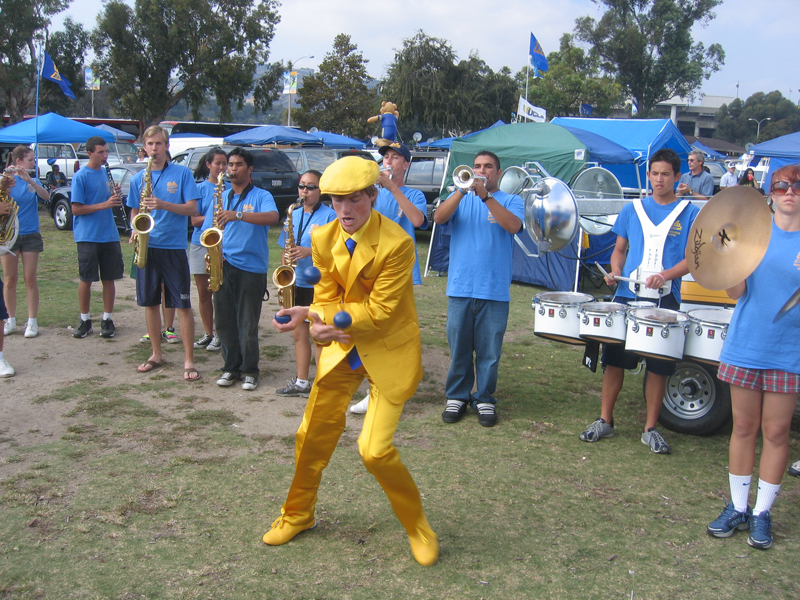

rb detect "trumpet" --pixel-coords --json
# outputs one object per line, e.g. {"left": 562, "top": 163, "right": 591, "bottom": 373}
{"left": 132, "top": 157, "right": 155, "bottom": 269}
{"left": 452, "top": 165, "right": 487, "bottom": 192}
{"left": 200, "top": 172, "right": 226, "bottom": 292}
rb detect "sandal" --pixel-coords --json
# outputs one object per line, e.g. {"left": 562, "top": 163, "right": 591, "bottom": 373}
{"left": 184, "top": 367, "right": 201, "bottom": 381}
{"left": 137, "top": 359, "right": 163, "bottom": 373}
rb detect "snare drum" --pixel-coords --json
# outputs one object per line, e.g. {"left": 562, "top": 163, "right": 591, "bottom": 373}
{"left": 627, "top": 300, "right": 657, "bottom": 309}
{"left": 684, "top": 308, "right": 734, "bottom": 365}
{"left": 624, "top": 307, "right": 689, "bottom": 361}
{"left": 533, "top": 292, "right": 595, "bottom": 345}
{"left": 578, "top": 302, "right": 628, "bottom": 344}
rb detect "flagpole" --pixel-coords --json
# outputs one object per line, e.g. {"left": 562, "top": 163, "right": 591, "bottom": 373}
{"left": 35, "top": 44, "right": 43, "bottom": 172}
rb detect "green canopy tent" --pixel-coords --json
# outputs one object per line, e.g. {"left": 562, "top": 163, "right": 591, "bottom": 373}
{"left": 427, "top": 122, "right": 589, "bottom": 290}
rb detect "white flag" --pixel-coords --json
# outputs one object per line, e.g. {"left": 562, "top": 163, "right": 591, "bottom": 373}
{"left": 517, "top": 97, "right": 546, "bottom": 123}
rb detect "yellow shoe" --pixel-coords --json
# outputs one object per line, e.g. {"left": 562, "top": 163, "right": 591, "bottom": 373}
{"left": 408, "top": 521, "right": 439, "bottom": 566}
{"left": 262, "top": 514, "right": 316, "bottom": 546}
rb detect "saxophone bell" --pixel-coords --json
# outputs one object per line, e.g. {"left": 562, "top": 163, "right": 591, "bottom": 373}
{"left": 272, "top": 197, "right": 305, "bottom": 309}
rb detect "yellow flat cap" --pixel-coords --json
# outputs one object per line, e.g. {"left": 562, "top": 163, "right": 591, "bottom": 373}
{"left": 320, "top": 156, "right": 379, "bottom": 195}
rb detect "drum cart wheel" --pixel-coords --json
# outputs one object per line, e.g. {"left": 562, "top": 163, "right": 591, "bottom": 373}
{"left": 645, "top": 360, "right": 732, "bottom": 435}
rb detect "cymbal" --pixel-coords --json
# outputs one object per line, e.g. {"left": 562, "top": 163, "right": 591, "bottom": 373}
{"left": 686, "top": 186, "right": 772, "bottom": 290}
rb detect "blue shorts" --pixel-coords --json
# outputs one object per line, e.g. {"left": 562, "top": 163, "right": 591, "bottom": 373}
{"left": 0, "top": 277, "right": 7, "bottom": 321}
{"left": 601, "top": 294, "right": 679, "bottom": 377}
{"left": 135, "top": 248, "right": 191, "bottom": 309}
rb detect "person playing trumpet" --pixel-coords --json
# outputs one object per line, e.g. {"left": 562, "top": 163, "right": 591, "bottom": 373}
{"left": 432, "top": 151, "right": 524, "bottom": 427}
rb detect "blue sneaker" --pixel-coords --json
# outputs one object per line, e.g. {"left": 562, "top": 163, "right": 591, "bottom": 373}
{"left": 707, "top": 502, "right": 751, "bottom": 538}
{"left": 747, "top": 511, "right": 773, "bottom": 549}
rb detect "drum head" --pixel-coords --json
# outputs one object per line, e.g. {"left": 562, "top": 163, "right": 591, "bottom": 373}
{"left": 534, "top": 292, "right": 594, "bottom": 305}
{"left": 581, "top": 302, "right": 627, "bottom": 314}
{"left": 687, "top": 308, "right": 733, "bottom": 325}
{"left": 628, "top": 307, "right": 688, "bottom": 324}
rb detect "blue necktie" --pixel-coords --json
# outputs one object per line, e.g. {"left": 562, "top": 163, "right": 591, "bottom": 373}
{"left": 344, "top": 238, "right": 362, "bottom": 370}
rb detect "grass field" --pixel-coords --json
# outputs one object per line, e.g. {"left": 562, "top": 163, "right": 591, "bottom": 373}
{"left": 1, "top": 219, "right": 799, "bottom": 599}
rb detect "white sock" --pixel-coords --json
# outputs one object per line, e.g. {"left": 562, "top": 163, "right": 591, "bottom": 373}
{"left": 0, "top": 351, "right": 4, "bottom": 360}
{"left": 296, "top": 378, "right": 309, "bottom": 388}
{"left": 753, "top": 479, "right": 781, "bottom": 516}
{"left": 103, "top": 312, "right": 113, "bottom": 320}
{"left": 27, "top": 318, "right": 37, "bottom": 326}
{"left": 81, "top": 313, "right": 90, "bottom": 321}
{"left": 7, "top": 317, "right": 16, "bottom": 328}
{"left": 729, "top": 473, "right": 752, "bottom": 512}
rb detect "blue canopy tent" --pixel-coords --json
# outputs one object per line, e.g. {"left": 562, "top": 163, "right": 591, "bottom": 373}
{"left": 550, "top": 118, "right": 692, "bottom": 191}
{"left": 313, "top": 131, "right": 366, "bottom": 148}
{"left": 748, "top": 131, "right": 800, "bottom": 191}
{"left": 95, "top": 123, "right": 136, "bottom": 141}
{"left": 224, "top": 125, "right": 322, "bottom": 146}
{"left": 691, "top": 140, "right": 725, "bottom": 160}
{"left": 0, "top": 112, "right": 115, "bottom": 143}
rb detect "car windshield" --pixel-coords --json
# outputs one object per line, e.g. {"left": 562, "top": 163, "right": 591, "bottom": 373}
{"left": 253, "top": 151, "right": 295, "bottom": 173}
{"left": 112, "top": 142, "right": 138, "bottom": 155}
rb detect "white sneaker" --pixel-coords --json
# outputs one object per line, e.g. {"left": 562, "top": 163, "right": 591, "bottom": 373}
{"left": 0, "top": 358, "right": 15, "bottom": 377}
{"left": 349, "top": 391, "right": 370, "bottom": 414}
{"left": 3, "top": 320, "right": 16, "bottom": 336}
{"left": 23, "top": 322, "right": 38, "bottom": 338}
{"left": 242, "top": 376, "right": 258, "bottom": 391}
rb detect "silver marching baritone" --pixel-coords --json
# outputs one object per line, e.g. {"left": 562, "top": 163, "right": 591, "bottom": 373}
{"left": 0, "top": 168, "right": 20, "bottom": 254}
{"left": 200, "top": 172, "right": 226, "bottom": 292}
{"left": 132, "top": 157, "right": 155, "bottom": 269}
{"left": 452, "top": 165, "right": 487, "bottom": 192}
{"left": 272, "top": 197, "right": 305, "bottom": 309}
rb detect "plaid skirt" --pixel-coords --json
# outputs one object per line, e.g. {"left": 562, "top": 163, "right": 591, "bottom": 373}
{"left": 718, "top": 362, "right": 800, "bottom": 394}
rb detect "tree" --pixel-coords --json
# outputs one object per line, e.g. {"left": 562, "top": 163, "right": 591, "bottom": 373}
{"left": 39, "top": 17, "right": 89, "bottom": 116}
{"left": 293, "top": 34, "right": 375, "bottom": 138}
{"left": 381, "top": 30, "right": 518, "bottom": 137}
{"left": 91, "top": 0, "right": 284, "bottom": 128}
{"left": 716, "top": 91, "right": 800, "bottom": 146}
{"left": 574, "top": 0, "right": 725, "bottom": 117}
{"left": 517, "top": 34, "right": 624, "bottom": 118}
{"left": 0, "top": 0, "right": 71, "bottom": 122}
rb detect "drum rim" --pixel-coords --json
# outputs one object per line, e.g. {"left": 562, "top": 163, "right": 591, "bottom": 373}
{"left": 579, "top": 302, "right": 628, "bottom": 315}
{"left": 533, "top": 292, "right": 595, "bottom": 307}
{"left": 686, "top": 308, "right": 734, "bottom": 326}
{"left": 626, "top": 307, "right": 689, "bottom": 324}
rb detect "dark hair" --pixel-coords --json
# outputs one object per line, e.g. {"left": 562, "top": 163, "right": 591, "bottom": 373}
{"left": 194, "top": 147, "right": 228, "bottom": 179}
{"left": 770, "top": 164, "right": 800, "bottom": 188}
{"left": 739, "top": 168, "right": 755, "bottom": 186}
{"left": 85, "top": 136, "right": 107, "bottom": 153}
{"left": 303, "top": 169, "right": 323, "bottom": 180}
{"left": 474, "top": 150, "right": 500, "bottom": 170}
{"left": 227, "top": 146, "right": 253, "bottom": 168}
{"left": 649, "top": 148, "right": 681, "bottom": 176}
{"left": 9, "top": 145, "right": 32, "bottom": 167}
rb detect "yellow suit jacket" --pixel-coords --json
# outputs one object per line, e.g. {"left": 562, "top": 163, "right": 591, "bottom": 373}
{"left": 310, "top": 210, "right": 423, "bottom": 404}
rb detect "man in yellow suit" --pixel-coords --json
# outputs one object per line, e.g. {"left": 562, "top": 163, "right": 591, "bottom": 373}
{"left": 264, "top": 156, "right": 438, "bottom": 566}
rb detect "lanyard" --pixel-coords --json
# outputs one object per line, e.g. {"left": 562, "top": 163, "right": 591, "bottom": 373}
{"left": 296, "top": 202, "right": 320, "bottom": 242}
{"left": 226, "top": 183, "right": 254, "bottom": 212}
{"left": 151, "top": 162, "right": 169, "bottom": 190}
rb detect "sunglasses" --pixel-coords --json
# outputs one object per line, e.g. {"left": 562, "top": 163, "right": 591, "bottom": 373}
{"left": 298, "top": 184, "right": 319, "bottom": 190}
{"left": 771, "top": 181, "right": 800, "bottom": 195}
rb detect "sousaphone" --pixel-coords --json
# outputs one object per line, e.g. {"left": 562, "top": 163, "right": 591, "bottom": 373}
{"left": 686, "top": 186, "right": 772, "bottom": 290}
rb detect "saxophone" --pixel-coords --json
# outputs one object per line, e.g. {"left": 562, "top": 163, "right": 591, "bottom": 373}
{"left": 132, "top": 157, "right": 155, "bottom": 269}
{"left": 200, "top": 172, "right": 225, "bottom": 292}
{"left": 0, "top": 168, "right": 20, "bottom": 253}
{"left": 272, "top": 198, "right": 305, "bottom": 308}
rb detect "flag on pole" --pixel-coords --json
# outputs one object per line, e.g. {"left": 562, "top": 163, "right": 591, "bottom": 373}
{"left": 580, "top": 103, "right": 594, "bottom": 116}
{"left": 40, "top": 51, "right": 75, "bottom": 99}
{"left": 517, "top": 97, "right": 547, "bottom": 123}
{"left": 529, "top": 33, "right": 549, "bottom": 76}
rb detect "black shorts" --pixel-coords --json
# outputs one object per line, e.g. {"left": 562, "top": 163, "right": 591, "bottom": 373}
{"left": 11, "top": 232, "right": 44, "bottom": 253}
{"left": 77, "top": 241, "right": 124, "bottom": 282}
{"left": 135, "top": 247, "right": 192, "bottom": 309}
{"left": 0, "top": 277, "right": 7, "bottom": 320}
{"left": 601, "top": 294, "right": 679, "bottom": 377}
{"left": 294, "top": 285, "right": 314, "bottom": 307}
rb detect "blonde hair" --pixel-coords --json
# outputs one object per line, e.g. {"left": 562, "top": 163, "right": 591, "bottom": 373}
{"left": 142, "top": 125, "right": 169, "bottom": 145}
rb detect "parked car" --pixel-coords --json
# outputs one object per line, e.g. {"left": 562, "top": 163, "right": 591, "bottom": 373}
{"left": 46, "top": 163, "right": 145, "bottom": 231}
{"left": 403, "top": 149, "right": 448, "bottom": 219}
{"left": 171, "top": 145, "right": 299, "bottom": 213}
{"left": 280, "top": 147, "right": 376, "bottom": 173}
{"left": 76, "top": 141, "right": 139, "bottom": 166}
{"left": 31, "top": 142, "right": 82, "bottom": 181}
{"left": 704, "top": 160, "right": 726, "bottom": 194}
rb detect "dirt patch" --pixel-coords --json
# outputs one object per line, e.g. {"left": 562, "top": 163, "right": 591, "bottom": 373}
{"left": 0, "top": 276, "right": 451, "bottom": 473}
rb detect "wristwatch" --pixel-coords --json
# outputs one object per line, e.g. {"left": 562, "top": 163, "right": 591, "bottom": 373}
{"left": 236, "top": 211, "right": 243, "bottom": 221}
{"left": 482, "top": 194, "right": 493, "bottom": 203}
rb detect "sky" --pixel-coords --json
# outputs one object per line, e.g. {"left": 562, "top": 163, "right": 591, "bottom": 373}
{"left": 56, "top": 0, "right": 800, "bottom": 107}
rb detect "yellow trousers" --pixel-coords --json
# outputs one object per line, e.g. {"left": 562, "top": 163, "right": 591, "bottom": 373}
{"left": 279, "top": 359, "right": 427, "bottom": 536}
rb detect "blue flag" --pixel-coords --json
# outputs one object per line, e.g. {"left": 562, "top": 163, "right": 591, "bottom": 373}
{"left": 580, "top": 103, "right": 594, "bottom": 116}
{"left": 529, "top": 33, "right": 549, "bottom": 74}
{"left": 40, "top": 51, "right": 76, "bottom": 99}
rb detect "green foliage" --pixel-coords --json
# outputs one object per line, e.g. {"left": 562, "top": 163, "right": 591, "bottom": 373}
{"left": 0, "top": 0, "right": 71, "bottom": 121}
{"left": 517, "top": 34, "right": 624, "bottom": 118}
{"left": 381, "top": 30, "right": 518, "bottom": 137}
{"left": 293, "top": 34, "right": 376, "bottom": 138}
{"left": 38, "top": 17, "right": 89, "bottom": 115}
{"left": 574, "top": 0, "right": 725, "bottom": 117}
{"left": 716, "top": 91, "right": 800, "bottom": 145}
{"left": 91, "top": 0, "right": 283, "bottom": 128}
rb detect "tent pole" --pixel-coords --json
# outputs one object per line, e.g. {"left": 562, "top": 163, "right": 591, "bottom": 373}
{"left": 425, "top": 150, "right": 452, "bottom": 277}
{"left": 573, "top": 227, "right": 583, "bottom": 293}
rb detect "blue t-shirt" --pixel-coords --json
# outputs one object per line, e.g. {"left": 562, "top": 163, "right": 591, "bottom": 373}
{"left": 191, "top": 179, "right": 231, "bottom": 246}
{"left": 221, "top": 186, "right": 278, "bottom": 274}
{"left": 375, "top": 186, "right": 429, "bottom": 284}
{"left": 71, "top": 166, "right": 119, "bottom": 243}
{"left": 443, "top": 189, "right": 524, "bottom": 302}
{"left": 719, "top": 222, "right": 800, "bottom": 373}
{"left": 278, "top": 202, "right": 337, "bottom": 288}
{"left": 126, "top": 162, "right": 200, "bottom": 250}
{"left": 10, "top": 176, "right": 40, "bottom": 235}
{"left": 612, "top": 196, "right": 700, "bottom": 303}
{"left": 679, "top": 171, "right": 714, "bottom": 197}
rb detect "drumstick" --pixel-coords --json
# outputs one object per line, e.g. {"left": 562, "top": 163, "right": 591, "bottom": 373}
{"left": 594, "top": 262, "right": 649, "bottom": 286}
{"left": 773, "top": 284, "right": 800, "bottom": 323}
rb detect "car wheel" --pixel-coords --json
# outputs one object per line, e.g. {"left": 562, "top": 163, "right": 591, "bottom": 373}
{"left": 53, "top": 198, "right": 73, "bottom": 230}
{"left": 646, "top": 360, "right": 731, "bottom": 436}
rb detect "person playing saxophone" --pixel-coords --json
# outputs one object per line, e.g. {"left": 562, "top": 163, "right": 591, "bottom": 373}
{"left": 125, "top": 125, "right": 202, "bottom": 381}
{"left": 275, "top": 170, "right": 336, "bottom": 398}
{"left": 213, "top": 147, "right": 279, "bottom": 392}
